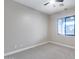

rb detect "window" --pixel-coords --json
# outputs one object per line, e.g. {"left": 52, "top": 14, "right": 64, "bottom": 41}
{"left": 58, "top": 15, "right": 75, "bottom": 36}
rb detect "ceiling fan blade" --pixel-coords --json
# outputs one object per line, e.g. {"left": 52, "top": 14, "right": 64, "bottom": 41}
{"left": 44, "top": 2, "right": 50, "bottom": 5}
{"left": 56, "top": 0, "right": 64, "bottom": 2}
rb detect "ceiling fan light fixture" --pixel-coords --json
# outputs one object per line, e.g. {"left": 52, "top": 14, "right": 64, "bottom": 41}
{"left": 59, "top": 3, "right": 64, "bottom": 7}
{"left": 49, "top": 0, "right": 55, "bottom": 4}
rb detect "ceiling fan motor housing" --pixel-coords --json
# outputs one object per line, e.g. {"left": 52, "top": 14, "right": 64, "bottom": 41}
{"left": 44, "top": 0, "right": 64, "bottom": 5}
{"left": 56, "top": 0, "right": 64, "bottom": 2}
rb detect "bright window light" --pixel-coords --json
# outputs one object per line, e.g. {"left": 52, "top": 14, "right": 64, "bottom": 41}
{"left": 58, "top": 15, "right": 75, "bottom": 36}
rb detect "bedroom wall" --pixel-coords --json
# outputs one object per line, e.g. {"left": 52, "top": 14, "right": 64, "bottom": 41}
{"left": 4, "top": 0, "right": 48, "bottom": 53}
{"left": 49, "top": 8, "right": 75, "bottom": 47}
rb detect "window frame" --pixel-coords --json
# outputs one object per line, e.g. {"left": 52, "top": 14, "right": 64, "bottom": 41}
{"left": 57, "top": 15, "right": 75, "bottom": 36}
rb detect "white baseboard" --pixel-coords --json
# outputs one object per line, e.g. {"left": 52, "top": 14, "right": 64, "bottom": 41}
{"left": 5, "top": 41, "right": 75, "bottom": 57}
{"left": 4, "top": 42, "right": 48, "bottom": 57}
{"left": 48, "top": 41, "right": 75, "bottom": 49}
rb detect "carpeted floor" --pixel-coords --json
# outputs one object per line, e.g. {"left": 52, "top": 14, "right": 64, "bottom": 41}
{"left": 5, "top": 43, "right": 75, "bottom": 59}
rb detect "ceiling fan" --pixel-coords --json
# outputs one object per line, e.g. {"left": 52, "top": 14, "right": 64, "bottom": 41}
{"left": 44, "top": 0, "right": 64, "bottom": 5}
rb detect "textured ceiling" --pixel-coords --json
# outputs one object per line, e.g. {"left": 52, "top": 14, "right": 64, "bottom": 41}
{"left": 14, "top": 0, "right": 75, "bottom": 15}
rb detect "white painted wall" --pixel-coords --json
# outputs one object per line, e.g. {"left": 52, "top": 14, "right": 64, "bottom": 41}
{"left": 49, "top": 9, "right": 75, "bottom": 47}
{"left": 4, "top": 0, "right": 75, "bottom": 55}
{"left": 4, "top": 0, "right": 48, "bottom": 53}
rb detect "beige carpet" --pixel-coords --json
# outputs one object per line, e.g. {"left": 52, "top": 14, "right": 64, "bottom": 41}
{"left": 5, "top": 43, "right": 75, "bottom": 59}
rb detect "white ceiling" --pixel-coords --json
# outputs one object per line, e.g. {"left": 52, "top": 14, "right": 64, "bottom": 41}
{"left": 14, "top": 0, "right": 75, "bottom": 15}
